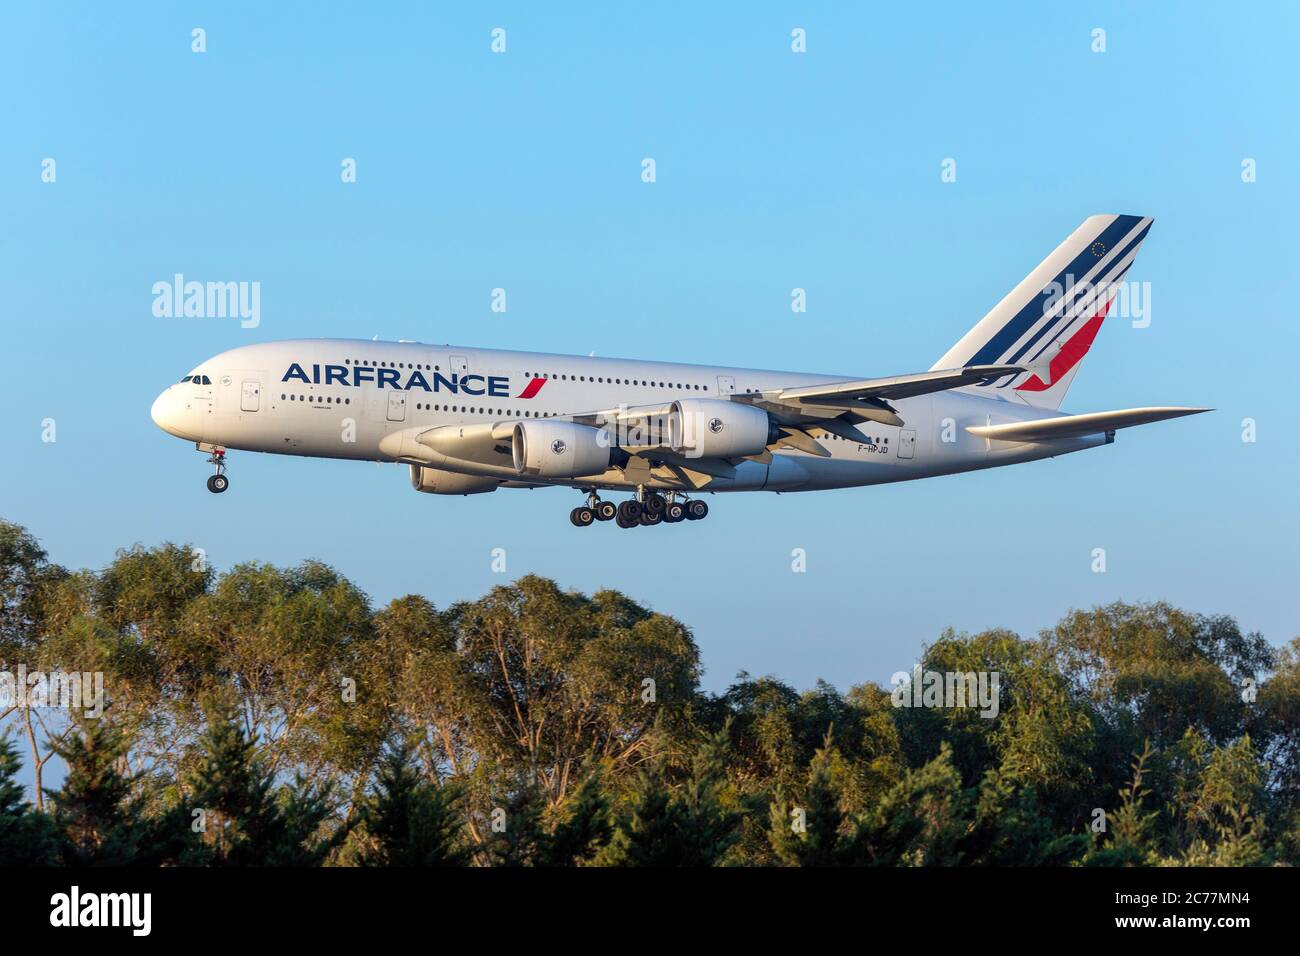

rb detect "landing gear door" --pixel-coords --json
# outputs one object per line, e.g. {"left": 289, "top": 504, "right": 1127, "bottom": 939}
{"left": 240, "top": 380, "right": 261, "bottom": 412}
{"left": 716, "top": 375, "right": 735, "bottom": 396}
{"left": 386, "top": 391, "right": 407, "bottom": 422}
{"left": 898, "top": 428, "right": 916, "bottom": 459}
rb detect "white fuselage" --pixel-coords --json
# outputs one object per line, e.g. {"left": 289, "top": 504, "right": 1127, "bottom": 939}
{"left": 150, "top": 338, "right": 1107, "bottom": 494}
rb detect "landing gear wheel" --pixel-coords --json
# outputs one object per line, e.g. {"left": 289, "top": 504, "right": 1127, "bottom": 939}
{"left": 643, "top": 493, "right": 666, "bottom": 516}
{"left": 617, "top": 500, "right": 642, "bottom": 523}
{"left": 207, "top": 474, "right": 229, "bottom": 494}
{"left": 639, "top": 510, "right": 663, "bottom": 526}
{"left": 615, "top": 513, "right": 638, "bottom": 529}
{"left": 663, "top": 501, "right": 686, "bottom": 523}
{"left": 685, "top": 499, "right": 708, "bottom": 520}
{"left": 595, "top": 500, "right": 617, "bottom": 522}
{"left": 570, "top": 507, "right": 595, "bottom": 527}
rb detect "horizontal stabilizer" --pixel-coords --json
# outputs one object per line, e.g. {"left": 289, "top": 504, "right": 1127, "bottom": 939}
{"left": 965, "top": 407, "right": 1211, "bottom": 443}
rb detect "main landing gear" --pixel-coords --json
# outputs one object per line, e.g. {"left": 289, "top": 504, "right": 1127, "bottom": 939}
{"left": 570, "top": 488, "right": 708, "bottom": 529}
{"left": 205, "top": 448, "right": 229, "bottom": 494}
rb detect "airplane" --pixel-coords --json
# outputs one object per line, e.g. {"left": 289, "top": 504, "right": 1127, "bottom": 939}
{"left": 150, "top": 214, "right": 1208, "bottom": 528}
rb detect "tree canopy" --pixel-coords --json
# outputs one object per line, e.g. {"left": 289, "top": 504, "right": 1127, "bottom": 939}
{"left": 0, "top": 518, "right": 1295, "bottom": 866}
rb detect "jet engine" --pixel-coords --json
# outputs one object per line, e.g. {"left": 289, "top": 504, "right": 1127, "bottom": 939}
{"left": 668, "top": 398, "right": 772, "bottom": 458}
{"left": 512, "top": 420, "right": 613, "bottom": 478}
{"left": 409, "top": 465, "right": 499, "bottom": 495}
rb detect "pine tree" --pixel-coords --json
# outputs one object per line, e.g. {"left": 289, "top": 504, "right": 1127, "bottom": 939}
{"left": 538, "top": 767, "right": 612, "bottom": 866}
{"left": 0, "top": 733, "right": 56, "bottom": 865}
{"left": 847, "top": 743, "right": 969, "bottom": 866}
{"left": 185, "top": 699, "right": 339, "bottom": 865}
{"left": 354, "top": 736, "right": 469, "bottom": 866}
{"left": 46, "top": 716, "right": 193, "bottom": 866}
{"left": 599, "top": 726, "right": 742, "bottom": 866}
{"left": 769, "top": 731, "right": 848, "bottom": 866}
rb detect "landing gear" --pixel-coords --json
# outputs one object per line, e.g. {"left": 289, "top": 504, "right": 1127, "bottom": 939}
{"left": 206, "top": 448, "right": 229, "bottom": 494}
{"left": 570, "top": 489, "right": 710, "bottom": 527}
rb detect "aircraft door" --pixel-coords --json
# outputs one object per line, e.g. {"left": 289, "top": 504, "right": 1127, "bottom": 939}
{"left": 449, "top": 354, "right": 469, "bottom": 373}
{"left": 387, "top": 391, "right": 407, "bottom": 422}
{"left": 716, "top": 375, "right": 735, "bottom": 396}
{"left": 240, "top": 380, "right": 261, "bottom": 412}
{"left": 898, "top": 429, "right": 916, "bottom": 459}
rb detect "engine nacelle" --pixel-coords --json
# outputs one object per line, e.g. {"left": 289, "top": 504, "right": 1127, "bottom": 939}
{"left": 669, "top": 398, "right": 771, "bottom": 458}
{"left": 409, "top": 465, "right": 499, "bottom": 495}
{"left": 512, "top": 420, "right": 613, "bottom": 478}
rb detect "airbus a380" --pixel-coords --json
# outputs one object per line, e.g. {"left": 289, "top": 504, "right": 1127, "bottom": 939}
{"left": 151, "top": 214, "right": 1207, "bottom": 528}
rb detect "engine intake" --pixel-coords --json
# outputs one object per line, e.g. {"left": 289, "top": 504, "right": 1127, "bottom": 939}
{"left": 409, "top": 465, "right": 499, "bottom": 495}
{"left": 512, "top": 420, "right": 613, "bottom": 478}
{"left": 668, "top": 398, "right": 771, "bottom": 459}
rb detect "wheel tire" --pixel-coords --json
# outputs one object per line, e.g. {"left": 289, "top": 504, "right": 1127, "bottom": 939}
{"left": 207, "top": 475, "right": 229, "bottom": 494}
{"left": 664, "top": 502, "right": 686, "bottom": 523}
{"left": 643, "top": 493, "right": 666, "bottom": 515}
{"left": 685, "top": 499, "right": 708, "bottom": 520}
{"left": 574, "top": 507, "right": 595, "bottom": 527}
{"left": 617, "top": 500, "right": 642, "bottom": 522}
{"left": 639, "top": 510, "right": 663, "bottom": 526}
{"left": 569, "top": 508, "right": 582, "bottom": 526}
{"left": 615, "top": 513, "right": 637, "bottom": 529}
{"left": 595, "top": 500, "right": 617, "bottom": 521}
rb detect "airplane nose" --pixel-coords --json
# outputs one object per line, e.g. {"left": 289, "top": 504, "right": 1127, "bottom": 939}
{"left": 150, "top": 390, "right": 169, "bottom": 429}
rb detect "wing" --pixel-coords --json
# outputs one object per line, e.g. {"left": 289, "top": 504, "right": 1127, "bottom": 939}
{"left": 772, "top": 364, "right": 1029, "bottom": 404}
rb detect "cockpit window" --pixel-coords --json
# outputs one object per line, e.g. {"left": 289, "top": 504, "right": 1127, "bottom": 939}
{"left": 200, "top": 375, "right": 212, "bottom": 385}
{"left": 180, "top": 375, "right": 193, "bottom": 383}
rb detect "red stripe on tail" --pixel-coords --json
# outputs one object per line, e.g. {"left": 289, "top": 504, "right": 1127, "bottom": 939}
{"left": 1015, "top": 299, "right": 1112, "bottom": 393}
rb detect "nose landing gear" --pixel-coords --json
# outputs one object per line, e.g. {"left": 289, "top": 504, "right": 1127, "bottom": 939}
{"left": 205, "top": 448, "right": 229, "bottom": 494}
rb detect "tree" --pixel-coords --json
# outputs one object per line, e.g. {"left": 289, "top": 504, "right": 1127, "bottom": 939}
{"left": 848, "top": 744, "right": 968, "bottom": 866}
{"left": 0, "top": 733, "right": 56, "bottom": 864}
{"left": 1085, "top": 742, "right": 1159, "bottom": 866}
{"left": 769, "top": 731, "right": 850, "bottom": 866}
{"left": 599, "top": 727, "right": 742, "bottom": 866}
{"left": 442, "top": 576, "right": 701, "bottom": 809}
{"left": 183, "top": 698, "right": 340, "bottom": 866}
{"left": 352, "top": 736, "right": 469, "bottom": 866}
{"left": 0, "top": 521, "right": 69, "bottom": 810}
{"left": 45, "top": 714, "right": 193, "bottom": 866}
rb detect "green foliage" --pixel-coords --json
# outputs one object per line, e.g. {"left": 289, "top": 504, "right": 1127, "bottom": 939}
{"left": 768, "top": 731, "right": 851, "bottom": 866}
{"left": 598, "top": 726, "right": 742, "bottom": 866}
{"left": 350, "top": 736, "right": 469, "bottom": 866}
{"left": 0, "top": 733, "right": 57, "bottom": 864}
{"left": 848, "top": 743, "right": 969, "bottom": 866}
{"left": 45, "top": 714, "right": 195, "bottom": 866}
{"left": 183, "top": 697, "right": 340, "bottom": 866}
{"left": 0, "top": 518, "right": 1293, "bottom": 867}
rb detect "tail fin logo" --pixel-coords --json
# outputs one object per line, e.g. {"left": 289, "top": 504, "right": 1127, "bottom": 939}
{"left": 1014, "top": 300, "right": 1111, "bottom": 393}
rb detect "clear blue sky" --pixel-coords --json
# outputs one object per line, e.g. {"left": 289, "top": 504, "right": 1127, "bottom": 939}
{"left": 3, "top": 2, "right": 1297, "bottom": 698}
